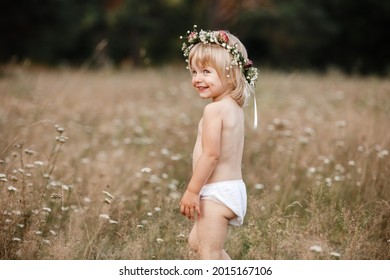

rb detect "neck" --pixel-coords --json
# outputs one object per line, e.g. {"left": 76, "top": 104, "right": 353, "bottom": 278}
{"left": 212, "top": 91, "right": 230, "bottom": 102}
{"left": 213, "top": 92, "right": 234, "bottom": 103}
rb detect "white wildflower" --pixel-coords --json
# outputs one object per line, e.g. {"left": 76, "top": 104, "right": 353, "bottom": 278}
{"left": 335, "top": 164, "right": 345, "bottom": 173}
{"left": 109, "top": 219, "right": 118, "bottom": 224}
{"left": 17, "top": 168, "right": 25, "bottom": 174}
{"left": 80, "top": 158, "right": 90, "bottom": 164}
{"left": 169, "top": 191, "right": 180, "bottom": 199}
{"left": 55, "top": 126, "right": 65, "bottom": 133}
{"left": 24, "top": 149, "right": 35, "bottom": 155}
{"left": 56, "top": 135, "right": 68, "bottom": 143}
{"left": 141, "top": 167, "right": 152, "bottom": 174}
{"left": 150, "top": 175, "right": 161, "bottom": 184}
{"left": 334, "top": 175, "right": 344, "bottom": 182}
{"left": 309, "top": 245, "right": 323, "bottom": 253}
{"left": 102, "top": 191, "right": 114, "bottom": 199}
{"left": 304, "top": 127, "right": 315, "bottom": 136}
{"left": 34, "top": 161, "right": 44, "bottom": 166}
{"left": 42, "top": 207, "right": 51, "bottom": 213}
{"left": 50, "top": 193, "right": 62, "bottom": 199}
{"left": 254, "top": 183, "right": 264, "bottom": 190}
{"left": 307, "top": 167, "right": 316, "bottom": 174}
{"left": 330, "top": 251, "right": 341, "bottom": 258}
{"left": 170, "top": 154, "right": 182, "bottom": 161}
{"left": 123, "top": 137, "right": 132, "bottom": 145}
{"left": 267, "top": 124, "right": 275, "bottom": 131}
{"left": 168, "top": 183, "right": 177, "bottom": 190}
{"left": 99, "top": 214, "right": 110, "bottom": 220}
{"left": 335, "top": 120, "right": 347, "bottom": 127}
{"left": 160, "top": 148, "right": 170, "bottom": 155}
{"left": 299, "top": 136, "right": 310, "bottom": 144}
{"left": 25, "top": 164, "right": 34, "bottom": 169}
{"left": 357, "top": 145, "right": 364, "bottom": 152}
{"left": 156, "top": 238, "right": 164, "bottom": 243}
{"left": 8, "top": 186, "right": 17, "bottom": 192}
{"left": 62, "top": 184, "right": 71, "bottom": 191}
{"left": 378, "top": 150, "right": 389, "bottom": 158}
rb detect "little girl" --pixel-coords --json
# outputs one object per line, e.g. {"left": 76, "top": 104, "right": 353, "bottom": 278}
{"left": 179, "top": 26, "right": 258, "bottom": 260}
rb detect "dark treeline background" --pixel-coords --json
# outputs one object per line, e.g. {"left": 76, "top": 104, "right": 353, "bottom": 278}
{"left": 1, "top": 0, "right": 389, "bottom": 74}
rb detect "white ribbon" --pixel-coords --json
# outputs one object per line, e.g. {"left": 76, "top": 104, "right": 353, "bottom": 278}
{"left": 253, "top": 94, "right": 258, "bottom": 129}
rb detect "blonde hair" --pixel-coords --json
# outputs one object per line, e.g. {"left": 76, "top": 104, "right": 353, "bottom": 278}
{"left": 188, "top": 31, "right": 253, "bottom": 107}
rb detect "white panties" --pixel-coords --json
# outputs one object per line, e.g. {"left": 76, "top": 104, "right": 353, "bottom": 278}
{"left": 199, "top": 179, "right": 247, "bottom": 226}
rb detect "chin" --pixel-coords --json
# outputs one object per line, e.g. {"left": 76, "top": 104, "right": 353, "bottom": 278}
{"left": 198, "top": 93, "right": 209, "bottom": 99}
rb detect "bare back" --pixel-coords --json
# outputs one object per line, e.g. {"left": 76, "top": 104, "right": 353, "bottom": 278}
{"left": 192, "top": 97, "right": 244, "bottom": 184}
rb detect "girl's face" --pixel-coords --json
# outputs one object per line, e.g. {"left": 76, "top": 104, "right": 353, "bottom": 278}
{"left": 190, "top": 64, "right": 228, "bottom": 102}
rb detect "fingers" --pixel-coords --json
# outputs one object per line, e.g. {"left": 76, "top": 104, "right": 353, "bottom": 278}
{"left": 180, "top": 204, "right": 188, "bottom": 218}
{"left": 189, "top": 206, "right": 195, "bottom": 220}
{"left": 195, "top": 205, "right": 201, "bottom": 218}
{"left": 185, "top": 206, "right": 194, "bottom": 220}
{"left": 180, "top": 203, "right": 198, "bottom": 220}
{"left": 180, "top": 203, "right": 189, "bottom": 218}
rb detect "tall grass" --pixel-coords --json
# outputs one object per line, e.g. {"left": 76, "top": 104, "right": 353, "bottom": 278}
{"left": 0, "top": 65, "right": 389, "bottom": 259}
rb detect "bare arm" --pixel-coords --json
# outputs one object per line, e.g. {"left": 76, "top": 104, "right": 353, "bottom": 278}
{"left": 180, "top": 104, "right": 222, "bottom": 220}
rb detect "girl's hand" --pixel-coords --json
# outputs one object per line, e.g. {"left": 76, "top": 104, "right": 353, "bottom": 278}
{"left": 180, "top": 189, "right": 201, "bottom": 220}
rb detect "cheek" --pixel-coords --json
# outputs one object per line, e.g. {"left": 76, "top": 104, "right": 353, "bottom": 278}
{"left": 191, "top": 77, "right": 197, "bottom": 86}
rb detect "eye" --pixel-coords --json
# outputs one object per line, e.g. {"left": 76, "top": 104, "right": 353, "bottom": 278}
{"left": 191, "top": 70, "right": 197, "bottom": 75}
{"left": 203, "top": 69, "right": 211, "bottom": 74}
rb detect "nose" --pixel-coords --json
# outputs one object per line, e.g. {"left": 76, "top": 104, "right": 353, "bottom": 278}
{"left": 192, "top": 73, "right": 202, "bottom": 83}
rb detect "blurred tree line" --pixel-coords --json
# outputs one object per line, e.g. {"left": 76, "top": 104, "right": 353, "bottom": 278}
{"left": 1, "top": 0, "right": 389, "bottom": 74}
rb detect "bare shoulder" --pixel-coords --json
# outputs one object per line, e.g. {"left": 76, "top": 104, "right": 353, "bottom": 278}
{"left": 202, "top": 102, "right": 223, "bottom": 119}
{"left": 203, "top": 98, "right": 236, "bottom": 116}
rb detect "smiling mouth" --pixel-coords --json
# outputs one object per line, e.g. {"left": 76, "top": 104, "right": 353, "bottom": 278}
{"left": 196, "top": 86, "right": 208, "bottom": 91}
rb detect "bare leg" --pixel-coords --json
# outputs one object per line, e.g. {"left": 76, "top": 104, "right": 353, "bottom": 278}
{"left": 192, "top": 200, "right": 236, "bottom": 260}
{"left": 188, "top": 223, "right": 199, "bottom": 256}
{"left": 189, "top": 223, "right": 231, "bottom": 259}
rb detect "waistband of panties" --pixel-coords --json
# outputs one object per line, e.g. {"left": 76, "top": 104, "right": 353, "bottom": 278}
{"left": 203, "top": 179, "right": 244, "bottom": 188}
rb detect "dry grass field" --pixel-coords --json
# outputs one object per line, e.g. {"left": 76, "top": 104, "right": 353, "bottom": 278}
{"left": 0, "top": 65, "right": 389, "bottom": 260}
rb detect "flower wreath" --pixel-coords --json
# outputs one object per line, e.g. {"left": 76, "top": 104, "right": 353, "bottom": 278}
{"left": 180, "top": 25, "right": 258, "bottom": 86}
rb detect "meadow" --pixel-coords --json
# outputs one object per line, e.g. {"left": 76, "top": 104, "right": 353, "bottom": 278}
{"left": 0, "top": 65, "right": 389, "bottom": 260}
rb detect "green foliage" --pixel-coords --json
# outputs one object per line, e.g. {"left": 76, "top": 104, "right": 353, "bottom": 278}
{"left": 1, "top": 0, "right": 389, "bottom": 73}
